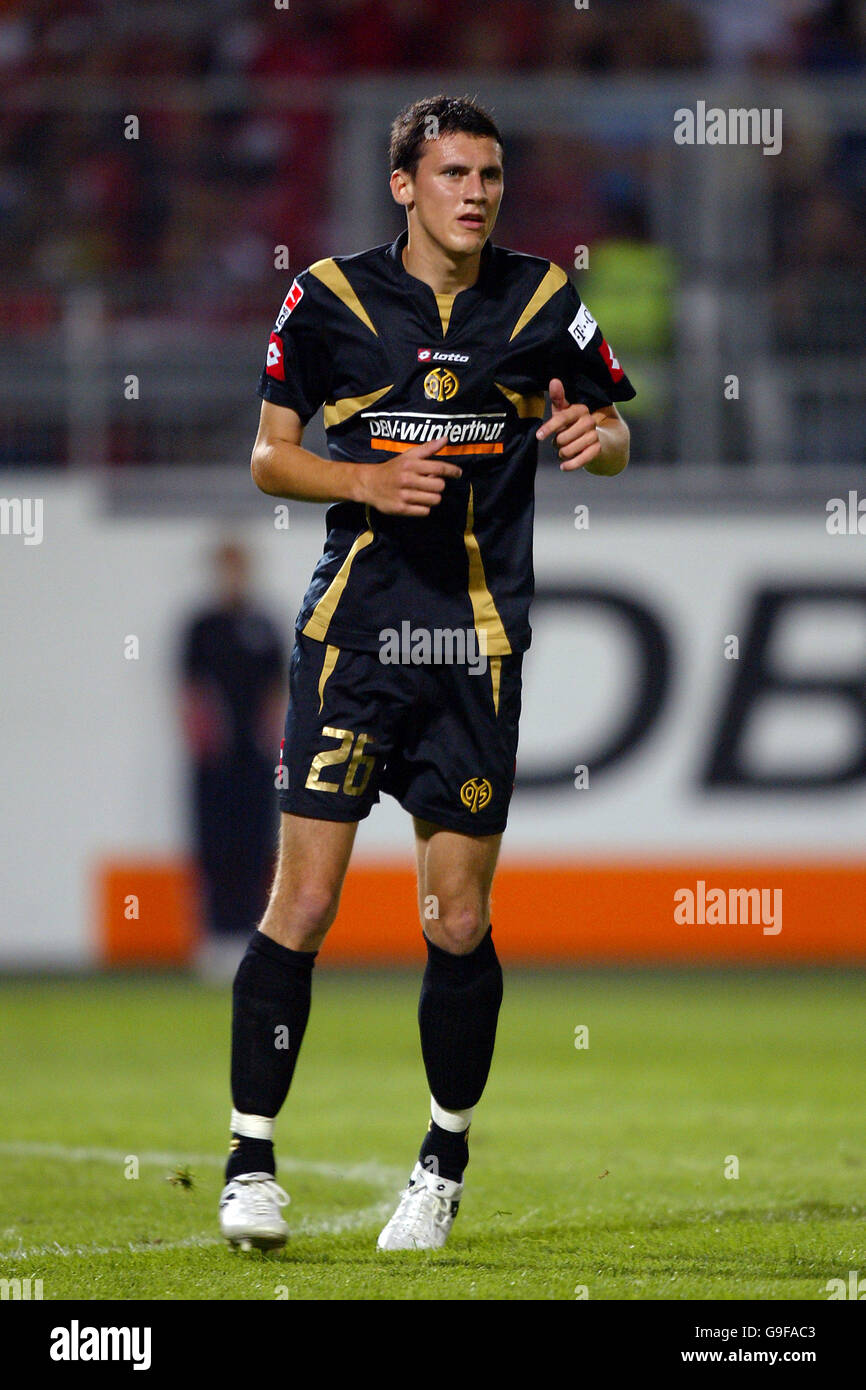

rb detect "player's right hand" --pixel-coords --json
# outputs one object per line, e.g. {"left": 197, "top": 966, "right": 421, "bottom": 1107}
{"left": 356, "top": 435, "right": 462, "bottom": 516}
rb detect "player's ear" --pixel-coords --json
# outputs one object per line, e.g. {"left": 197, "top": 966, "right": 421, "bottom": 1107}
{"left": 389, "top": 168, "right": 413, "bottom": 208}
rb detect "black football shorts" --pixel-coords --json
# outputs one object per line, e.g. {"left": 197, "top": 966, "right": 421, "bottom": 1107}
{"left": 278, "top": 631, "right": 523, "bottom": 835}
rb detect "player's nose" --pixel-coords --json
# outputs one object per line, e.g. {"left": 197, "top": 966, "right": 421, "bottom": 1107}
{"left": 463, "top": 172, "right": 487, "bottom": 200}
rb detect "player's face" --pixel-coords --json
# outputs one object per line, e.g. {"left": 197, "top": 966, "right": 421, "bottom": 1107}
{"left": 402, "top": 132, "right": 503, "bottom": 257}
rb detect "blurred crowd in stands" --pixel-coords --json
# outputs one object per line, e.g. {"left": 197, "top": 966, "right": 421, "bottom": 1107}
{"left": 4, "top": 0, "right": 864, "bottom": 80}
{"left": 2, "top": 0, "right": 864, "bottom": 298}
{"left": 1, "top": 0, "right": 864, "bottom": 466}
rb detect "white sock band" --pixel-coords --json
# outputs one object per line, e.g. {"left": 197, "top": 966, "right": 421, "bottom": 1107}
{"left": 431, "top": 1098, "right": 474, "bottom": 1133}
{"left": 230, "top": 1109, "right": 275, "bottom": 1141}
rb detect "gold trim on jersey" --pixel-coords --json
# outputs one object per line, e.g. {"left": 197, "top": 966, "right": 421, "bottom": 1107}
{"left": 308, "top": 258, "right": 378, "bottom": 336}
{"left": 490, "top": 655, "right": 502, "bottom": 716}
{"left": 495, "top": 382, "right": 546, "bottom": 418}
{"left": 508, "top": 263, "right": 568, "bottom": 341}
{"left": 317, "top": 644, "right": 340, "bottom": 714}
{"left": 435, "top": 292, "right": 456, "bottom": 336}
{"left": 323, "top": 385, "right": 393, "bottom": 430}
{"left": 302, "top": 507, "right": 375, "bottom": 641}
{"left": 464, "top": 485, "right": 512, "bottom": 657}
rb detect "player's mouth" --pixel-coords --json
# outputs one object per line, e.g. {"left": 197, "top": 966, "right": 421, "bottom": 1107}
{"left": 457, "top": 213, "right": 486, "bottom": 229}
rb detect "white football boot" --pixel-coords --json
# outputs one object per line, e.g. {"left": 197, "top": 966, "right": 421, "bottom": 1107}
{"left": 219, "top": 1172, "right": 290, "bottom": 1251}
{"left": 377, "top": 1162, "right": 463, "bottom": 1251}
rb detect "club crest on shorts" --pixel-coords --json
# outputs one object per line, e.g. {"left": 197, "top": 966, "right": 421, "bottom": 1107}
{"left": 460, "top": 777, "right": 492, "bottom": 813}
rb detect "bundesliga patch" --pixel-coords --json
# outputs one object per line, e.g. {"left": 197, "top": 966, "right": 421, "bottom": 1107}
{"left": 266, "top": 332, "right": 286, "bottom": 380}
{"left": 275, "top": 278, "right": 303, "bottom": 331}
{"left": 568, "top": 302, "right": 597, "bottom": 349}
{"left": 599, "top": 338, "right": 624, "bottom": 382}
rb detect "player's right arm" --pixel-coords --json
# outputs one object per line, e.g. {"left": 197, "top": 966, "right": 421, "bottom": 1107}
{"left": 251, "top": 400, "right": 461, "bottom": 517}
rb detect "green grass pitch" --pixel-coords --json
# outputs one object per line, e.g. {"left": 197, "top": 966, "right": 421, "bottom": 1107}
{"left": 1, "top": 969, "right": 863, "bottom": 1301}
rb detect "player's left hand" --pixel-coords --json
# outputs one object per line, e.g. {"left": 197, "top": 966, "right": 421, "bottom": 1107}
{"left": 536, "top": 379, "right": 603, "bottom": 471}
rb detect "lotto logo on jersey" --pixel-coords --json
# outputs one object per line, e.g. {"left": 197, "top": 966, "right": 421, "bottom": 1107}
{"left": 599, "top": 338, "right": 624, "bottom": 382}
{"left": 274, "top": 278, "right": 303, "bottom": 331}
{"left": 266, "top": 332, "right": 286, "bottom": 380}
{"left": 417, "top": 348, "right": 470, "bottom": 365}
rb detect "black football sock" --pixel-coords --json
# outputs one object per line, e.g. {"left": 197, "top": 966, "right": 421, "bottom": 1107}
{"left": 226, "top": 931, "right": 317, "bottom": 1182}
{"left": 417, "top": 925, "right": 503, "bottom": 1180}
{"left": 226, "top": 1135, "right": 274, "bottom": 1181}
{"left": 419, "top": 1119, "right": 471, "bottom": 1184}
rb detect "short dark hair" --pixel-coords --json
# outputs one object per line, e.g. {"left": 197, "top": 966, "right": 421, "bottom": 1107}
{"left": 389, "top": 94, "right": 503, "bottom": 179}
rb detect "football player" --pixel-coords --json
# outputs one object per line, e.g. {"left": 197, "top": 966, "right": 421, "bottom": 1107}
{"left": 219, "top": 94, "right": 635, "bottom": 1252}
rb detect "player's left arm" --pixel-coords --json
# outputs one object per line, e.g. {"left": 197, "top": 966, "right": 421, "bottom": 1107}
{"left": 536, "top": 378, "right": 629, "bottom": 476}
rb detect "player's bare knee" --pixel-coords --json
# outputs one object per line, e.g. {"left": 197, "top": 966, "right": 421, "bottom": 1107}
{"left": 259, "top": 907, "right": 332, "bottom": 953}
{"left": 295, "top": 879, "right": 342, "bottom": 924}
{"left": 427, "top": 904, "right": 488, "bottom": 955}
{"left": 257, "top": 919, "right": 325, "bottom": 952}
{"left": 261, "top": 880, "right": 341, "bottom": 950}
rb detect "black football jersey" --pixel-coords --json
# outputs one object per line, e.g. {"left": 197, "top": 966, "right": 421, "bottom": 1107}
{"left": 258, "top": 228, "right": 636, "bottom": 655}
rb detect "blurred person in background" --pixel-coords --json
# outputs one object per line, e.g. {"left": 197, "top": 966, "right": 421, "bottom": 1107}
{"left": 579, "top": 191, "right": 677, "bottom": 461}
{"left": 677, "top": 0, "right": 866, "bottom": 71}
{"left": 178, "top": 540, "right": 287, "bottom": 976}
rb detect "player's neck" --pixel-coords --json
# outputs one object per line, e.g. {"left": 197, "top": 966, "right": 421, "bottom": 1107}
{"left": 401, "top": 228, "right": 482, "bottom": 297}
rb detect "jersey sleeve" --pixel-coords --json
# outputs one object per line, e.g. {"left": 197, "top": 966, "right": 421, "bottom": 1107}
{"left": 544, "top": 273, "right": 637, "bottom": 411}
{"left": 256, "top": 271, "right": 333, "bottom": 424}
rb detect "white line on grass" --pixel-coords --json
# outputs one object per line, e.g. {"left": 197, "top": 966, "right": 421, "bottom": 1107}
{"left": 1, "top": 1202, "right": 396, "bottom": 1262}
{"left": 0, "top": 1140, "right": 402, "bottom": 1261}
{"left": 0, "top": 1141, "right": 403, "bottom": 1187}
